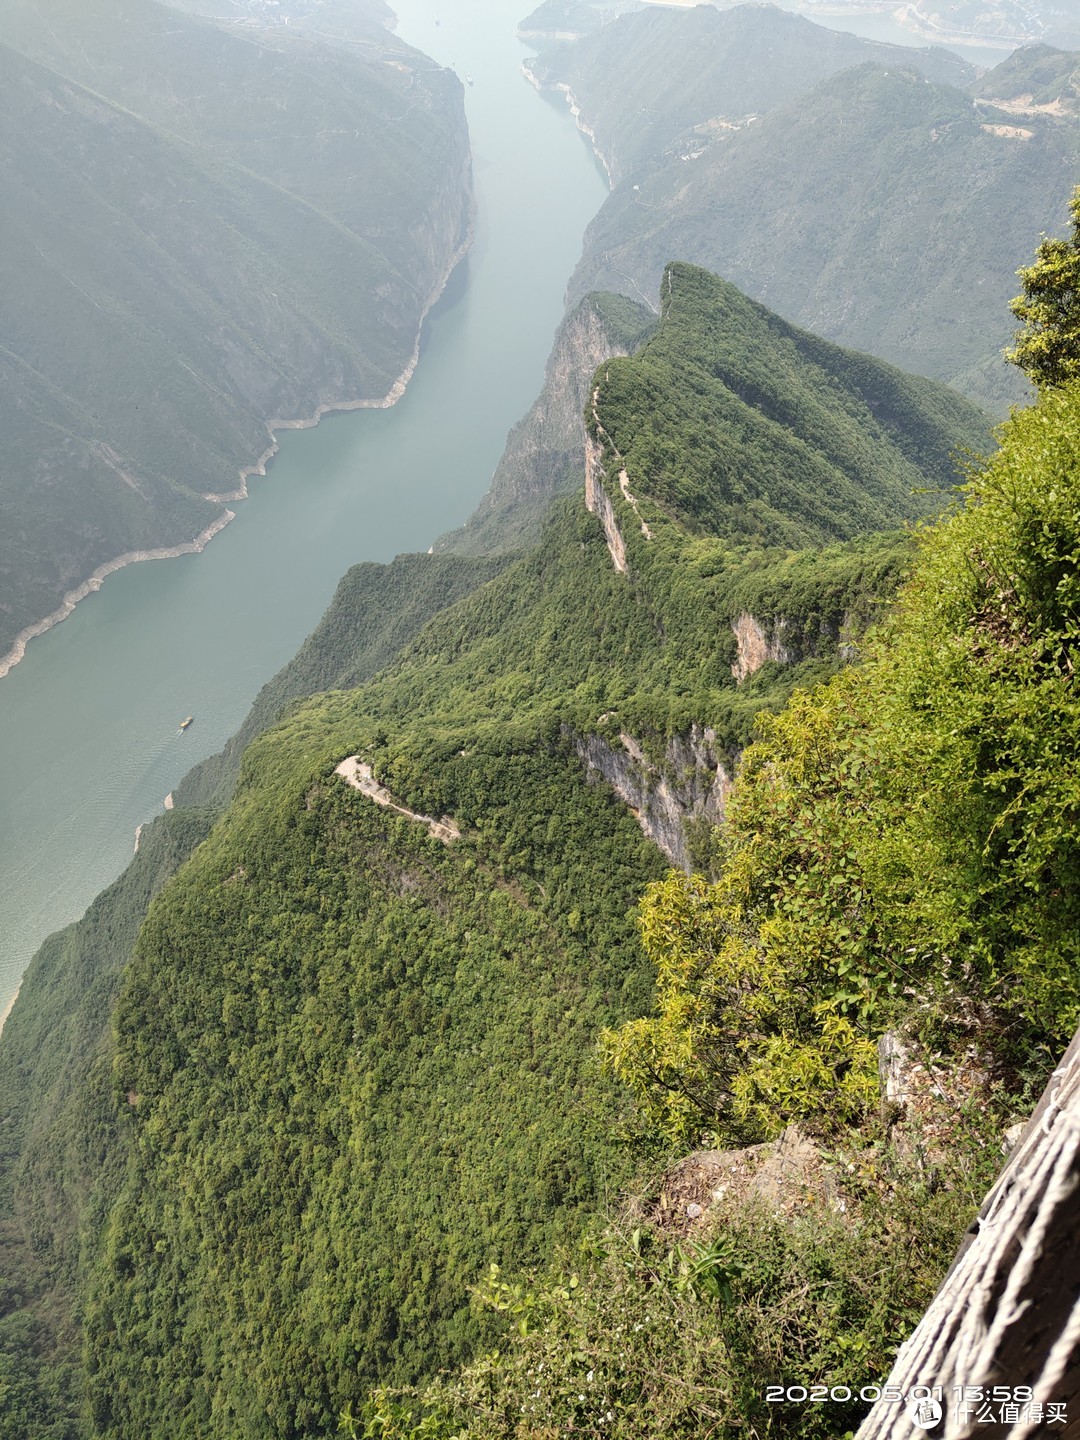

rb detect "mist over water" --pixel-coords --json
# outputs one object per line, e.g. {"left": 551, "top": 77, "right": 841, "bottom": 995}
{"left": 0, "top": 0, "right": 608, "bottom": 1016}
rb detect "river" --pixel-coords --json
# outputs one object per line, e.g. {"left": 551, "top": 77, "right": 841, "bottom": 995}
{"left": 0, "top": 0, "right": 608, "bottom": 1018}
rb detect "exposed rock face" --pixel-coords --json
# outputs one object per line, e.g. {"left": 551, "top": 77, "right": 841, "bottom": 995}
{"left": 730, "top": 608, "right": 858, "bottom": 683}
{"left": 730, "top": 611, "right": 797, "bottom": 682}
{"left": 656, "top": 1127, "right": 840, "bottom": 1236}
{"left": 573, "top": 724, "right": 732, "bottom": 870}
{"left": 584, "top": 433, "right": 629, "bottom": 573}
{"left": 436, "top": 293, "right": 652, "bottom": 554}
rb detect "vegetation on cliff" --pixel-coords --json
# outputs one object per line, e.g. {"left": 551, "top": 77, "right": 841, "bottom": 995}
{"left": 437, "top": 292, "right": 656, "bottom": 557}
{"left": 336, "top": 269, "right": 1080, "bottom": 1440}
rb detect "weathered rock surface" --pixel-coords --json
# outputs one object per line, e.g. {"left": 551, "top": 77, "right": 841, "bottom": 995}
{"left": 730, "top": 608, "right": 858, "bottom": 683}
{"left": 573, "top": 724, "right": 731, "bottom": 870}
{"left": 583, "top": 432, "right": 629, "bottom": 573}
{"left": 655, "top": 1126, "right": 840, "bottom": 1237}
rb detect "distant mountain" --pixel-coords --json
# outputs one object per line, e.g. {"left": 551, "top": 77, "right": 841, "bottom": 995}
{"left": 524, "top": 1, "right": 974, "bottom": 183}
{"left": 970, "top": 40, "right": 1080, "bottom": 113}
{"left": 0, "top": 0, "right": 471, "bottom": 665}
{"left": 518, "top": 0, "right": 610, "bottom": 39}
{"left": 901, "top": 0, "right": 1078, "bottom": 47}
{"left": 558, "top": 49, "right": 1078, "bottom": 413}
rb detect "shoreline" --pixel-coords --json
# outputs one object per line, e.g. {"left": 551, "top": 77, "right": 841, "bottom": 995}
{"left": 204, "top": 216, "right": 475, "bottom": 504}
{"left": 780, "top": 0, "right": 1028, "bottom": 49}
{"left": 0, "top": 511, "right": 236, "bottom": 681}
{"left": 521, "top": 64, "right": 614, "bottom": 189}
{"left": 0, "top": 216, "right": 475, "bottom": 682}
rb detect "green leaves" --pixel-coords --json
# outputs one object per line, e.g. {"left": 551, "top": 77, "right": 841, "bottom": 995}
{"left": 1008, "top": 189, "right": 1080, "bottom": 389}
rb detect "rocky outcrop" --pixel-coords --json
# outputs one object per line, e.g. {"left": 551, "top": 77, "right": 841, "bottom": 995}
{"left": 584, "top": 433, "right": 628, "bottom": 573}
{"left": 656, "top": 1127, "right": 841, "bottom": 1236}
{"left": 573, "top": 724, "right": 732, "bottom": 870}
{"left": 435, "top": 292, "right": 653, "bottom": 555}
{"left": 730, "top": 611, "right": 797, "bottom": 682}
{"left": 730, "top": 609, "right": 858, "bottom": 683}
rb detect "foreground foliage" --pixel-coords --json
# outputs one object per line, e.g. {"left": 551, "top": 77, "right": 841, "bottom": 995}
{"left": 344, "top": 1137, "right": 1005, "bottom": 1440}
{"left": 608, "top": 376, "right": 1080, "bottom": 1151}
{"left": 1008, "top": 185, "right": 1080, "bottom": 389}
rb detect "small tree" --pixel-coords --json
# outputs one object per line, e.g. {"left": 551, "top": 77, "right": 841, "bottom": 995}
{"left": 1007, "top": 186, "right": 1080, "bottom": 388}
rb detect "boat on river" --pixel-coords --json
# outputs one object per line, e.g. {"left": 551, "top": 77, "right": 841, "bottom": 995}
{"left": 179, "top": 716, "right": 194, "bottom": 732}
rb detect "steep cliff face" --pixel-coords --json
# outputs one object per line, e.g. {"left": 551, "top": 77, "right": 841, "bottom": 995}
{"left": 574, "top": 726, "right": 732, "bottom": 871}
{"left": 583, "top": 432, "right": 629, "bottom": 573}
{"left": 730, "top": 609, "right": 858, "bottom": 682}
{"left": 730, "top": 611, "right": 796, "bottom": 681}
{"left": 436, "top": 292, "right": 653, "bottom": 554}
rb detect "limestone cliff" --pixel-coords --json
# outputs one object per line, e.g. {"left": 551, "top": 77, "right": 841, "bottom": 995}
{"left": 730, "top": 609, "right": 857, "bottom": 683}
{"left": 434, "top": 291, "right": 653, "bottom": 554}
{"left": 583, "top": 432, "right": 629, "bottom": 574}
{"left": 573, "top": 725, "right": 732, "bottom": 871}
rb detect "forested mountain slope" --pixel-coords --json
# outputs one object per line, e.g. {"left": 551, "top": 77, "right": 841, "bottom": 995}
{"left": 970, "top": 40, "right": 1080, "bottom": 112}
{"left": 0, "top": 0, "right": 471, "bottom": 664}
{"left": 0, "top": 267, "right": 989, "bottom": 1438}
{"left": 0, "top": 552, "right": 504, "bottom": 1439}
{"left": 387, "top": 311, "right": 1080, "bottom": 1440}
{"left": 525, "top": 1, "right": 973, "bottom": 183}
{"left": 531, "top": 7, "right": 1079, "bottom": 414}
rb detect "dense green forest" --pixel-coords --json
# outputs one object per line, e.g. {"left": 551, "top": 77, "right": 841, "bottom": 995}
{"left": 0, "top": 266, "right": 990, "bottom": 1437}
{"left": 530, "top": 6, "right": 1080, "bottom": 413}
{"left": 0, "top": 0, "right": 471, "bottom": 659}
